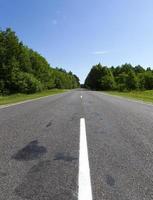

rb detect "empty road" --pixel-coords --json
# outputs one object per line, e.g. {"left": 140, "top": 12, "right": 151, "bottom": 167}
{"left": 0, "top": 89, "right": 153, "bottom": 200}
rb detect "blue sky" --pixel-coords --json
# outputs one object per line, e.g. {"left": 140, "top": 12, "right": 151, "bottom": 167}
{"left": 0, "top": 0, "right": 153, "bottom": 83}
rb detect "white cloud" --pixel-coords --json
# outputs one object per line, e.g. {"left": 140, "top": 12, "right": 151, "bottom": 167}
{"left": 92, "top": 50, "right": 109, "bottom": 55}
{"left": 52, "top": 19, "right": 58, "bottom": 25}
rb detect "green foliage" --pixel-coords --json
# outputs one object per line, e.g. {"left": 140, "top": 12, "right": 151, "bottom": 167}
{"left": 0, "top": 28, "right": 80, "bottom": 94}
{"left": 11, "top": 70, "right": 43, "bottom": 94}
{"left": 53, "top": 69, "right": 80, "bottom": 89}
{"left": 85, "top": 63, "right": 153, "bottom": 91}
{"left": 134, "top": 65, "right": 145, "bottom": 74}
{"left": 144, "top": 71, "right": 153, "bottom": 89}
{"left": 85, "top": 63, "right": 115, "bottom": 90}
{"left": 100, "top": 68, "right": 115, "bottom": 90}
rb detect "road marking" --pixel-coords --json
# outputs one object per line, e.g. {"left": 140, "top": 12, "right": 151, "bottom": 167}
{"left": 80, "top": 95, "right": 82, "bottom": 99}
{"left": 79, "top": 118, "right": 93, "bottom": 200}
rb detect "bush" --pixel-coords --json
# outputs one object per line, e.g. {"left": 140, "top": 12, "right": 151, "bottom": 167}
{"left": 12, "top": 71, "right": 43, "bottom": 94}
{"left": 117, "top": 83, "right": 128, "bottom": 92}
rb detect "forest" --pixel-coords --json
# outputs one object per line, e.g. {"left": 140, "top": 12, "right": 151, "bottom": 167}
{"left": 0, "top": 28, "right": 80, "bottom": 95}
{"left": 84, "top": 63, "right": 153, "bottom": 91}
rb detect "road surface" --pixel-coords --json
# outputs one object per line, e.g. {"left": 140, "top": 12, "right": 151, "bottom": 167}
{"left": 0, "top": 89, "right": 153, "bottom": 200}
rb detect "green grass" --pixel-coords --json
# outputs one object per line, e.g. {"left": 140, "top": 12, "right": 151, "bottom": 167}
{"left": 106, "top": 90, "right": 153, "bottom": 104}
{"left": 0, "top": 89, "right": 68, "bottom": 105}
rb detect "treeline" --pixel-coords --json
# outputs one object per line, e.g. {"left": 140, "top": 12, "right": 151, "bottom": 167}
{"left": 84, "top": 63, "right": 153, "bottom": 91}
{"left": 0, "top": 28, "right": 80, "bottom": 94}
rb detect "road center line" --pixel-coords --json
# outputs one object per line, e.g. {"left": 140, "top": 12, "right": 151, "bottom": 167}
{"left": 80, "top": 95, "right": 82, "bottom": 99}
{"left": 78, "top": 118, "right": 93, "bottom": 200}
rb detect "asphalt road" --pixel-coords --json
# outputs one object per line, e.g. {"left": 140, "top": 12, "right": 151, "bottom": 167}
{"left": 1, "top": 89, "right": 153, "bottom": 200}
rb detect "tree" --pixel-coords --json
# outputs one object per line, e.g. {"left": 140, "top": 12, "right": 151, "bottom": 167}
{"left": 85, "top": 63, "right": 105, "bottom": 90}
{"left": 85, "top": 63, "right": 115, "bottom": 90}
{"left": 144, "top": 71, "right": 153, "bottom": 90}
{"left": 84, "top": 63, "right": 150, "bottom": 92}
{"left": 126, "top": 69, "right": 138, "bottom": 90}
{"left": 134, "top": 65, "right": 145, "bottom": 74}
{"left": 0, "top": 28, "right": 80, "bottom": 94}
{"left": 112, "top": 64, "right": 138, "bottom": 91}
{"left": 100, "top": 68, "right": 115, "bottom": 90}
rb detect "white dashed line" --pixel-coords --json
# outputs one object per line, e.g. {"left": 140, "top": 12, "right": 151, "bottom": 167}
{"left": 80, "top": 96, "right": 82, "bottom": 99}
{"left": 78, "top": 118, "right": 93, "bottom": 200}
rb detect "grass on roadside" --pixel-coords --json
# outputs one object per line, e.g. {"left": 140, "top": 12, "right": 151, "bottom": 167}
{"left": 0, "top": 89, "right": 68, "bottom": 105}
{"left": 106, "top": 90, "right": 153, "bottom": 104}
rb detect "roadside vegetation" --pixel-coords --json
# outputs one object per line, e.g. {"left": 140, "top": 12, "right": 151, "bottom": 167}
{"left": 0, "top": 89, "right": 67, "bottom": 105}
{"left": 84, "top": 63, "right": 153, "bottom": 91}
{"left": 84, "top": 63, "right": 153, "bottom": 103}
{"left": 107, "top": 90, "right": 153, "bottom": 104}
{"left": 0, "top": 28, "right": 80, "bottom": 96}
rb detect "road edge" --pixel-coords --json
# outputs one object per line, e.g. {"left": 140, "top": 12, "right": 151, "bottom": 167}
{"left": 100, "top": 91, "right": 153, "bottom": 107}
{"left": 0, "top": 91, "right": 69, "bottom": 109}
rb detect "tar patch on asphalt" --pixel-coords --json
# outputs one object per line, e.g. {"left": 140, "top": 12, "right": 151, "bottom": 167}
{"left": 54, "top": 152, "right": 77, "bottom": 162}
{"left": 106, "top": 174, "right": 115, "bottom": 187}
{"left": 46, "top": 121, "right": 52, "bottom": 127}
{"left": 12, "top": 140, "right": 47, "bottom": 161}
